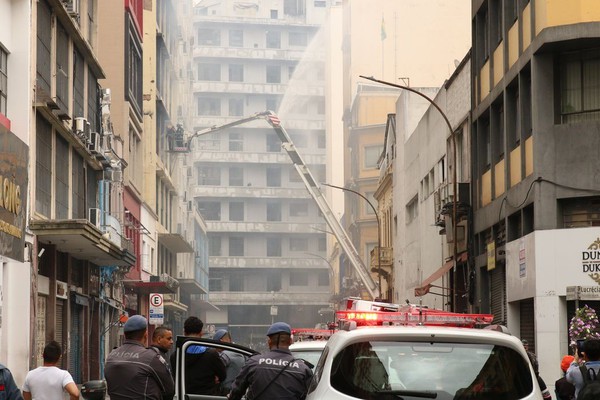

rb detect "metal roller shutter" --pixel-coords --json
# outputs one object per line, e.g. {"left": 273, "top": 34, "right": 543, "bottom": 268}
{"left": 56, "top": 300, "right": 64, "bottom": 368}
{"left": 69, "top": 304, "right": 82, "bottom": 383}
{"left": 520, "top": 298, "right": 535, "bottom": 352}
{"left": 490, "top": 264, "right": 506, "bottom": 325}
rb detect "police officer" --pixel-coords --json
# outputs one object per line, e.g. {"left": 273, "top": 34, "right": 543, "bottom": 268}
{"left": 228, "top": 322, "right": 313, "bottom": 400}
{"left": 104, "top": 315, "right": 174, "bottom": 400}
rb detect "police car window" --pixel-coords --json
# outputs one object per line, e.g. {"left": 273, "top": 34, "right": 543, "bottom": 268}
{"left": 329, "top": 341, "right": 533, "bottom": 400}
{"left": 308, "top": 346, "right": 328, "bottom": 394}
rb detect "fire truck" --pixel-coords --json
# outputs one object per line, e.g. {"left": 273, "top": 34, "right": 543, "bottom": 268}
{"left": 335, "top": 297, "right": 494, "bottom": 329}
{"left": 169, "top": 111, "right": 380, "bottom": 300}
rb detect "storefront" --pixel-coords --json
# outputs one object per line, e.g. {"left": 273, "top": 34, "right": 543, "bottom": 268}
{"left": 506, "top": 227, "right": 600, "bottom": 389}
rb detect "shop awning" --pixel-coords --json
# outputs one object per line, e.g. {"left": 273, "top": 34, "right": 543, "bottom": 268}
{"left": 123, "top": 280, "right": 178, "bottom": 294}
{"left": 179, "top": 278, "right": 208, "bottom": 295}
{"left": 158, "top": 232, "right": 194, "bottom": 253}
{"left": 414, "top": 252, "right": 468, "bottom": 296}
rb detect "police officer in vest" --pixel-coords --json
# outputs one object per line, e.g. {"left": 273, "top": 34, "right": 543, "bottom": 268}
{"left": 228, "top": 322, "right": 313, "bottom": 400}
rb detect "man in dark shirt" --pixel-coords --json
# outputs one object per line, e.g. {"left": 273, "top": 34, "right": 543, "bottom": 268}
{"left": 170, "top": 316, "right": 226, "bottom": 395}
{"left": 104, "top": 315, "right": 174, "bottom": 400}
{"left": 229, "top": 322, "right": 313, "bottom": 400}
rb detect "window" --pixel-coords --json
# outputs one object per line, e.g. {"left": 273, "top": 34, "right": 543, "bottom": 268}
{"left": 55, "top": 135, "right": 69, "bottom": 219}
{"left": 88, "top": 70, "right": 99, "bottom": 132}
{"left": 289, "top": 32, "right": 308, "bottom": 47}
{"left": 56, "top": 23, "right": 69, "bottom": 112}
{"left": 289, "top": 166, "right": 301, "bottom": 183}
{"left": 290, "top": 271, "right": 308, "bottom": 286}
{"left": 229, "top": 237, "right": 244, "bottom": 256}
{"left": 267, "top": 202, "right": 282, "bottom": 221}
{"left": 364, "top": 145, "right": 383, "bottom": 169}
{"left": 290, "top": 202, "right": 309, "bottom": 217}
{"left": 291, "top": 134, "right": 307, "bottom": 147}
{"left": 270, "top": 9, "right": 278, "bottom": 19}
{"left": 266, "top": 97, "right": 279, "bottom": 112}
{"left": 229, "top": 64, "right": 243, "bottom": 82}
{"left": 267, "top": 238, "right": 282, "bottom": 257}
{"left": 126, "top": 21, "right": 143, "bottom": 117}
{"left": 197, "top": 98, "right": 221, "bottom": 115}
{"left": 229, "top": 98, "right": 243, "bottom": 116}
{"left": 198, "top": 201, "right": 221, "bottom": 220}
{"left": 266, "top": 166, "right": 281, "bottom": 187}
{"left": 229, "top": 166, "right": 243, "bottom": 186}
{"left": 198, "top": 28, "right": 220, "bottom": 46}
{"left": 284, "top": 0, "right": 305, "bottom": 16}
{"left": 318, "top": 237, "right": 326, "bottom": 251}
{"left": 316, "top": 98, "right": 325, "bottom": 114}
{"left": 560, "top": 49, "right": 600, "bottom": 123}
{"left": 0, "top": 47, "right": 6, "bottom": 115}
{"left": 330, "top": 342, "right": 533, "bottom": 400}
{"left": 317, "top": 133, "right": 326, "bottom": 149}
{"left": 288, "top": 66, "right": 295, "bottom": 79}
{"left": 266, "top": 66, "right": 281, "bottom": 83}
{"left": 229, "top": 273, "right": 244, "bottom": 291}
{"left": 290, "top": 238, "right": 308, "bottom": 251}
{"left": 229, "top": 202, "right": 244, "bottom": 221}
{"left": 406, "top": 195, "right": 419, "bottom": 224}
{"left": 73, "top": 50, "right": 85, "bottom": 118}
{"left": 365, "top": 192, "right": 376, "bottom": 215}
{"left": 198, "top": 166, "right": 220, "bottom": 185}
{"left": 318, "top": 270, "right": 329, "bottom": 286}
{"left": 266, "top": 134, "right": 281, "bottom": 152}
{"left": 36, "top": 115, "right": 52, "bottom": 217}
{"left": 266, "top": 31, "right": 281, "bottom": 49}
{"left": 72, "top": 152, "right": 85, "bottom": 219}
{"left": 229, "top": 132, "right": 243, "bottom": 151}
{"left": 267, "top": 271, "right": 281, "bottom": 291}
{"left": 229, "top": 29, "right": 243, "bottom": 47}
{"left": 36, "top": 1, "right": 52, "bottom": 94}
{"left": 198, "top": 63, "right": 221, "bottom": 81}
{"left": 209, "top": 236, "right": 222, "bottom": 256}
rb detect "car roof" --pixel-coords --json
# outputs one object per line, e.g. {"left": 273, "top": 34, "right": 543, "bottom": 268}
{"left": 289, "top": 340, "right": 328, "bottom": 351}
{"left": 324, "top": 325, "right": 525, "bottom": 351}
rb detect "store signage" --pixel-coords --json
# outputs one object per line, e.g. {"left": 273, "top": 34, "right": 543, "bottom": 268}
{"left": 487, "top": 241, "right": 496, "bottom": 271}
{"left": 0, "top": 125, "right": 28, "bottom": 262}
{"left": 566, "top": 286, "right": 600, "bottom": 301}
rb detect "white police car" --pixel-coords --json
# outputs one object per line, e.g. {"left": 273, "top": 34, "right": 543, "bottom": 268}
{"left": 305, "top": 325, "right": 544, "bottom": 400}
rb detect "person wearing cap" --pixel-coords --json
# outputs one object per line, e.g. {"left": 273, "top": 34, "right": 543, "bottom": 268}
{"left": 555, "top": 355, "right": 575, "bottom": 400}
{"left": 522, "top": 339, "right": 551, "bottom": 399}
{"left": 104, "top": 314, "right": 174, "bottom": 400}
{"left": 169, "top": 316, "right": 226, "bottom": 395}
{"left": 213, "top": 329, "right": 246, "bottom": 394}
{"left": 228, "top": 322, "right": 313, "bottom": 400}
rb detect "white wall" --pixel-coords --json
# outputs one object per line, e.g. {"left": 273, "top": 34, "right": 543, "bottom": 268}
{"left": 506, "top": 227, "right": 600, "bottom": 391}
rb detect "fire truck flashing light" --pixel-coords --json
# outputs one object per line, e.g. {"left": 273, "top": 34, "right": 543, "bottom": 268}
{"left": 337, "top": 298, "right": 494, "bottom": 328}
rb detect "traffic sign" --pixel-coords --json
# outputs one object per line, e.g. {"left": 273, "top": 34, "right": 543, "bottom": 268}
{"left": 149, "top": 293, "right": 164, "bottom": 325}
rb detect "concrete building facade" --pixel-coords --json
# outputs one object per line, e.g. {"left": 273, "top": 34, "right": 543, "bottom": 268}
{"left": 471, "top": 0, "right": 600, "bottom": 387}
{"left": 191, "top": 0, "right": 331, "bottom": 346}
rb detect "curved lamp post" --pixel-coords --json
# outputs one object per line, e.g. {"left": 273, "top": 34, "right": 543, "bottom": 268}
{"left": 359, "top": 75, "right": 460, "bottom": 311}
{"left": 321, "top": 182, "right": 383, "bottom": 299}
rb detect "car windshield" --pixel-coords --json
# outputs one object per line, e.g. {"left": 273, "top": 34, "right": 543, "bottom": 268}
{"left": 329, "top": 341, "right": 533, "bottom": 400}
{"left": 290, "top": 349, "right": 323, "bottom": 370}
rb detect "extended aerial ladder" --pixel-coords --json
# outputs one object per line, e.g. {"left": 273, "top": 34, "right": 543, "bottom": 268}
{"left": 171, "top": 111, "right": 380, "bottom": 300}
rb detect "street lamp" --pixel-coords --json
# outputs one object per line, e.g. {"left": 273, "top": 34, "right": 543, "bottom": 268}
{"left": 321, "top": 182, "right": 383, "bottom": 300}
{"left": 359, "top": 75, "right": 460, "bottom": 311}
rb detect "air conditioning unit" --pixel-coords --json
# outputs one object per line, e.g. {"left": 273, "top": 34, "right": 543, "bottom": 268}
{"left": 73, "top": 117, "right": 87, "bottom": 135}
{"left": 103, "top": 170, "right": 122, "bottom": 182}
{"left": 89, "top": 208, "right": 101, "bottom": 228}
{"left": 88, "top": 132, "right": 100, "bottom": 153}
{"left": 62, "top": 0, "right": 79, "bottom": 17}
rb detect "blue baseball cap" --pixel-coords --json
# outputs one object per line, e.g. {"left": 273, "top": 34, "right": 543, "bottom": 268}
{"left": 213, "top": 329, "right": 229, "bottom": 341}
{"left": 123, "top": 315, "right": 148, "bottom": 332}
{"left": 266, "top": 322, "right": 291, "bottom": 336}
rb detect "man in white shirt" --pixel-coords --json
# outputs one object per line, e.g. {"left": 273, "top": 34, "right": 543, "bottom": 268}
{"left": 23, "top": 341, "right": 79, "bottom": 400}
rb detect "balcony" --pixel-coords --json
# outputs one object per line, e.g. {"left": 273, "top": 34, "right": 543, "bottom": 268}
{"left": 193, "top": 81, "right": 324, "bottom": 97}
{"left": 190, "top": 185, "right": 311, "bottom": 199}
{"left": 206, "top": 220, "right": 326, "bottom": 234}
{"left": 193, "top": 46, "right": 306, "bottom": 61}
{"left": 188, "top": 150, "right": 326, "bottom": 165}
{"left": 210, "top": 256, "right": 329, "bottom": 269}
{"left": 209, "top": 291, "right": 331, "bottom": 306}
{"left": 370, "top": 246, "right": 394, "bottom": 268}
{"left": 192, "top": 115, "right": 326, "bottom": 131}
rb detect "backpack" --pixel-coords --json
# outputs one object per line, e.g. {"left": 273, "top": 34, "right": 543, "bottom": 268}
{"left": 578, "top": 365, "right": 600, "bottom": 400}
